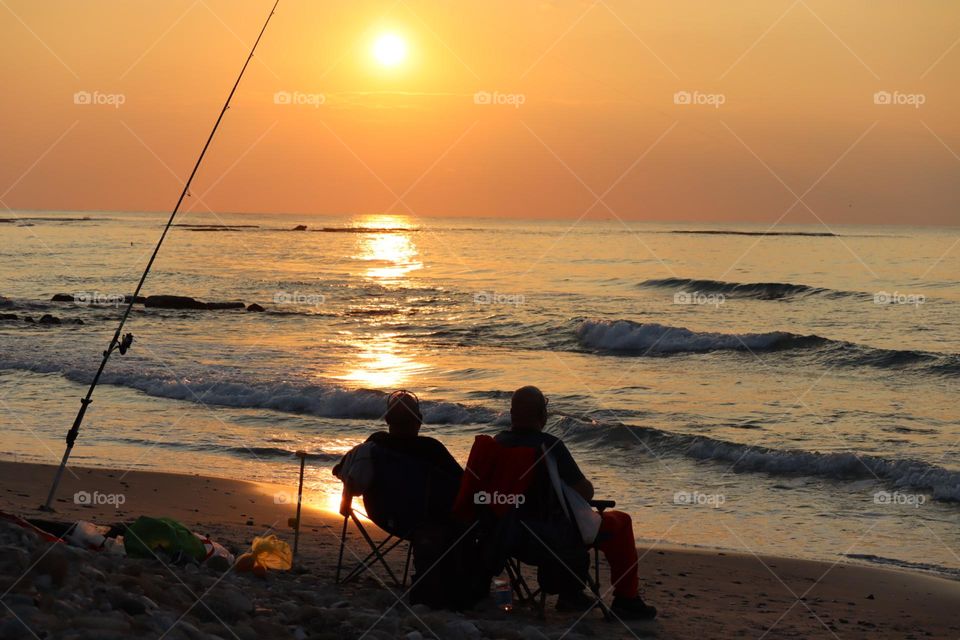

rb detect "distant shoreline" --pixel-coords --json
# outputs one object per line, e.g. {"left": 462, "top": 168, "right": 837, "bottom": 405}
{"left": 2, "top": 209, "right": 959, "bottom": 231}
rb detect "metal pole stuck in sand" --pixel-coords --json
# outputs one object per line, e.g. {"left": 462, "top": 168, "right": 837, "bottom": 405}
{"left": 291, "top": 450, "right": 307, "bottom": 565}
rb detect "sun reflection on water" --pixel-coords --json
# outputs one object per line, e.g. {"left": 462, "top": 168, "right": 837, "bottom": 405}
{"left": 333, "top": 333, "right": 426, "bottom": 389}
{"left": 353, "top": 215, "right": 422, "bottom": 281}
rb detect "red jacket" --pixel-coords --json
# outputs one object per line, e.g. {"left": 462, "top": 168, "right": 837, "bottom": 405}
{"left": 452, "top": 435, "right": 539, "bottom": 521}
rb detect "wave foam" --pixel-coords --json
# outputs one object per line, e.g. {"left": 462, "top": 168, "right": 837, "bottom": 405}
{"left": 0, "top": 353, "right": 496, "bottom": 425}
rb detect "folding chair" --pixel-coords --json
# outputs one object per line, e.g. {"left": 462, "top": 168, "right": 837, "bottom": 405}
{"left": 335, "top": 445, "right": 433, "bottom": 588}
{"left": 503, "top": 499, "right": 616, "bottom": 620}
{"left": 454, "top": 435, "right": 614, "bottom": 620}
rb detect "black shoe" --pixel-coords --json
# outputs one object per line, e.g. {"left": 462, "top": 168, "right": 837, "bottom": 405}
{"left": 611, "top": 595, "right": 657, "bottom": 620}
{"left": 555, "top": 590, "right": 595, "bottom": 612}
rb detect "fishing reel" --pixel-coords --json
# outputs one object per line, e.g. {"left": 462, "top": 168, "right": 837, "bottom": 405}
{"left": 105, "top": 333, "right": 134, "bottom": 357}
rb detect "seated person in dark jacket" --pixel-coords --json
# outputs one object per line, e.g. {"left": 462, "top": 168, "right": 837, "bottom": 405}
{"left": 495, "top": 386, "right": 657, "bottom": 620}
{"left": 334, "top": 390, "right": 462, "bottom": 519}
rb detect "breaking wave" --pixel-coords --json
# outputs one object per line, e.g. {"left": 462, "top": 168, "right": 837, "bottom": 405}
{"left": 639, "top": 277, "right": 861, "bottom": 300}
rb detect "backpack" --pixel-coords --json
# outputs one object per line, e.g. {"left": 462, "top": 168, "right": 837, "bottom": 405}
{"left": 409, "top": 521, "right": 490, "bottom": 610}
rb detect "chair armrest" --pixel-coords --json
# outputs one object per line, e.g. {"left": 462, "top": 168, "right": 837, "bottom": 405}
{"left": 589, "top": 499, "right": 616, "bottom": 511}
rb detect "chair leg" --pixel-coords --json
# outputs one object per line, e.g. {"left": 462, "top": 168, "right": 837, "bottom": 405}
{"left": 335, "top": 515, "right": 349, "bottom": 583}
{"left": 590, "top": 545, "right": 612, "bottom": 621}
{"left": 340, "top": 514, "right": 405, "bottom": 587}
{"left": 402, "top": 541, "right": 413, "bottom": 588}
{"left": 341, "top": 539, "right": 404, "bottom": 585}
{"left": 506, "top": 558, "right": 533, "bottom": 603}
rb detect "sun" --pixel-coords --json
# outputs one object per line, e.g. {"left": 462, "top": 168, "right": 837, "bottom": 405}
{"left": 372, "top": 33, "right": 408, "bottom": 67}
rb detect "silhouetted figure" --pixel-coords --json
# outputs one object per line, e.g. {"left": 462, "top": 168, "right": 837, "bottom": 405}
{"left": 333, "top": 390, "right": 462, "bottom": 518}
{"left": 495, "top": 385, "right": 657, "bottom": 619}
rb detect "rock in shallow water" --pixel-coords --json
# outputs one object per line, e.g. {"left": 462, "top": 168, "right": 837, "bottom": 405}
{"left": 144, "top": 295, "right": 244, "bottom": 310}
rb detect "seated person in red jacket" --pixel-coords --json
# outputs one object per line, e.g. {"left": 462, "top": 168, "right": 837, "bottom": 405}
{"left": 495, "top": 386, "right": 657, "bottom": 620}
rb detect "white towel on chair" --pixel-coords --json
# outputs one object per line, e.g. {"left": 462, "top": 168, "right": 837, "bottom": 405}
{"left": 543, "top": 446, "right": 602, "bottom": 545}
{"left": 339, "top": 441, "right": 376, "bottom": 495}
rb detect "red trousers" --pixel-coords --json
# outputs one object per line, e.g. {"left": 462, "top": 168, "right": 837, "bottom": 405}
{"left": 596, "top": 510, "right": 639, "bottom": 598}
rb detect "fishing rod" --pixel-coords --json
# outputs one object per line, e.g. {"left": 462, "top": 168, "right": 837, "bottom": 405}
{"left": 42, "top": 0, "right": 281, "bottom": 511}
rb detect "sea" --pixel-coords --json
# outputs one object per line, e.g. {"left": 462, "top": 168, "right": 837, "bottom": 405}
{"left": 1, "top": 211, "right": 958, "bottom": 578}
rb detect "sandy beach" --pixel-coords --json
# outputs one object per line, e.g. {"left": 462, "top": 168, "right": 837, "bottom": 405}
{"left": 1, "top": 460, "right": 957, "bottom": 639}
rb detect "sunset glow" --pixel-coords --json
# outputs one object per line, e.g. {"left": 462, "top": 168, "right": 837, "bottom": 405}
{"left": 2, "top": 2, "right": 956, "bottom": 224}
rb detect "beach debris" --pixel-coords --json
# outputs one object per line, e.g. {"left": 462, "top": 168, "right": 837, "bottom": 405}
{"left": 64, "top": 521, "right": 110, "bottom": 551}
{"left": 123, "top": 516, "right": 207, "bottom": 564}
{"left": 196, "top": 532, "right": 235, "bottom": 569}
{"left": 235, "top": 535, "right": 293, "bottom": 577}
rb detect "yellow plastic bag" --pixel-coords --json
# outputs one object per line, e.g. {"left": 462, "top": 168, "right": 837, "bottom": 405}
{"left": 235, "top": 535, "right": 292, "bottom": 575}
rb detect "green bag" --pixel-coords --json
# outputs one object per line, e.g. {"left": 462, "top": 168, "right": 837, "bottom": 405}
{"left": 124, "top": 516, "right": 206, "bottom": 563}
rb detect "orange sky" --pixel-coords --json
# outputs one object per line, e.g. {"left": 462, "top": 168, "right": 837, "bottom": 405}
{"left": 0, "top": 0, "right": 958, "bottom": 225}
